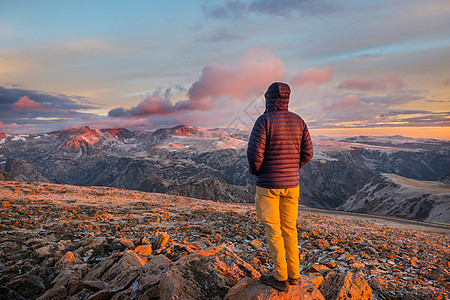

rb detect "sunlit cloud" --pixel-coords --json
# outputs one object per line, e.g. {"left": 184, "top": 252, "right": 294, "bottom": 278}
{"left": 362, "top": 90, "right": 423, "bottom": 106}
{"left": 302, "top": 87, "right": 449, "bottom": 131}
{"left": 290, "top": 65, "right": 333, "bottom": 91}
{"left": 188, "top": 57, "right": 285, "bottom": 101}
{"left": 322, "top": 94, "right": 360, "bottom": 113}
{"left": 109, "top": 56, "right": 285, "bottom": 118}
{"left": 338, "top": 74, "right": 406, "bottom": 91}
{"left": 12, "top": 96, "right": 45, "bottom": 110}
{"left": 0, "top": 86, "right": 101, "bottom": 133}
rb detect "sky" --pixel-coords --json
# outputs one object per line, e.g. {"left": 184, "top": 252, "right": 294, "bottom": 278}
{"left": 0, "top": 0, "right": 449, "bottom": 139}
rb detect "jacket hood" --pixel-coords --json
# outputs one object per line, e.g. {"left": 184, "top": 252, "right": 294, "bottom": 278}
{"left": 265, "top": 82, "right": 290, "bottom": 112}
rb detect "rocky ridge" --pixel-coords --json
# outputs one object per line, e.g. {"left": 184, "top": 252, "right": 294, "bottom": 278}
{"left": 0, "top": 125, "right": 449, "bottom": 222}
{"left": 0, "top": 180, "right": 448, "bottom": 299}
{"left": 340, "top": 173, "right": 450, "bottom": 223}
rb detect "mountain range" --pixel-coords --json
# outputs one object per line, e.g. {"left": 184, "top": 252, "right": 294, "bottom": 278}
{"left": 0, "top": 124, "right": 449, "bottom": 223}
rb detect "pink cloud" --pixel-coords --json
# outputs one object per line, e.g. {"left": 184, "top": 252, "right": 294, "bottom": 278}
{"left": 188, "top": 57, "right": 285, "bottom": 101}
{"left": 290, "top": 65, "right": 333, "bottom": 90}
{"left": 108, "top": 93, "right": 215, "bottom": 118}
{"left": 0, "top": 121, "right": 40, "bottom": 134}
{"left": 338, "top": 74, "right": 406, "bottom": 91}
{"left": 133, "top": 95, "right": 174, "bottom": 116}
{"left": 12, "top": 96, "right": 45, "bottom": 110}
{"left": 108, "top": 56, "right": 337, "bottom": 121}
{"left": 444, "top": 79, "right": 450, "bottom": 86}
{"left": 322, "top": 94, "right": 361, "bottom": 112}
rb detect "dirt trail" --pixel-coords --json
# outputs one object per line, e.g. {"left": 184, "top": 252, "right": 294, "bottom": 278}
{"left": 298, "top": 206, "right": 450, "bottom": 235}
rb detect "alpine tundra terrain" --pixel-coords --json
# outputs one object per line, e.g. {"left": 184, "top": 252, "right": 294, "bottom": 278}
{"left": 0, "top": 180, "right": 448, "bottom": 299}
{"left": 0, "top": 125, "right": 449, "bottom": 223}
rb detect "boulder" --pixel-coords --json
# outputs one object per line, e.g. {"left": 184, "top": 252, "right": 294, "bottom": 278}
{"left": 159, "top": 245, "right": 260, "bottom": 300}
{"left": 141, "top": 237, "right": 151, "bottom": 245}
{"left": 133, "top": 254, "right": 172, "bottom": 298}
{"left": 55, "top": 251, "right": 83, "bottom": 270}
{"left": 33, "top": 245, "right": 52, "bottom": 259}
{"left": 86, "top": 289, "right": 116, "bottom": 300}
{"left": 36, "top": 286, "right": 67, "bottom": 300}
{"left": 153, "top": 232, "right": 171, "bottom": 250}
{"left": 51, "top": 263, "right": 88, "bottom": 295}
{"left": 135, "top": 245, "right": 152, "bottom": 256}
{"left": 6, "top": 274, "right": 45, "bottom": 298}
{"left": 319, "top": 272, "right": 372, "bottom": 300}
{"left": 306, "top": 276, "right": 324, "bottom": 289}
{"left": 118, "top": 238, "right": 135, "bottom": 250}
{"left": 0, "top": 286, "right": 27, "bottom": 300}
{"left": 101, "top": 250, "right": 146, "bottom": 282}
{"left": 349, "top": 260, "right": 365, "bottom": 270}
{"left": 83, "top": 251, "right": 122, "bottom": 281}
{"left": 309, "top": 264, "right": 330, "bottom": 275}
{"left": 78, "top": 280, "right": 108, "bottom": 292}
{"left": 224, "top": 276, "right": 325, "bottom": 300}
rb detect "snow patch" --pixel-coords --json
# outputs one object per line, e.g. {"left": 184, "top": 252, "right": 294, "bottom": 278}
{"left": 382, "top": 173, "right": 450, "bottom": 195}
{"left": 11, "top": 135, "right": 29, "bottom": 141}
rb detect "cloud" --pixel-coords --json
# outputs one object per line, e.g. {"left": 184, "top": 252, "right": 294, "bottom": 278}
{"left": 197, "top": 28, "right": 242, "bottom": 43}
{"left": 338, "top": 74, "right": 406, "bottom": 91}
{"left": 362, "top": 90, "right": 422, "bottom": 106}
{"left": 302, "top": 87, "right": 448, "bottom": 130}
{"left": 109, "top": 57, "right": 284, "bottom": 118}
{"left": 188, "top": 57, "right": 285, "bottom": 101}
{"left": 203, "top": 0, "right": 341, "bottom": 19}
{"left": 108, "top": 94, "right": 215, "bottom": 118}
{"left": 289, "top": 65, "right": 333, "bottom": 90}
{"left": 0, "top": 86, "right": 101, "bottom": 134}
{"left": 444, "top": 79, "right": 450, "bottom": 86}
{"left": 374, "top": 110, "right": 450, "bottom": 127}
{"left": 109, "top": 84, "right": 216, "bottom": 118}
{"left": 12, "top": 96, "right": 45, "bottom": 110}
{"left": 322, "top": 94, "right": 360, "bottom": 113}
{"left": 249, "top": 0, "right": 341, "bottom": 17}
{"left": 202, "top": 0, "right": 248, "bottom": 19}
{"left": 0, "top": 86, "right": 97, "bottom": 112}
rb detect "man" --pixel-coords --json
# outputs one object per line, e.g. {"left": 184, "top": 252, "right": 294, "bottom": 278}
{"left": 247, "top": 82, "right": 313, "bottom": 291}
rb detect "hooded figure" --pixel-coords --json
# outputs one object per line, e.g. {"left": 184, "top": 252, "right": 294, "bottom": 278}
{"left": 247, "top": 82, "right": 313, "bottom": 291}
{"left": 264, "top": 82, "right": 291, "bottom": 113}
{"left": 248, "top": 82, "right": 313, "bottom": 188}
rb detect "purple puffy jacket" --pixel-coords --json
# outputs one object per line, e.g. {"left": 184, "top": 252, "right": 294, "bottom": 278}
{"left": 247, "top": 82, "right": 313, "bottom": 189}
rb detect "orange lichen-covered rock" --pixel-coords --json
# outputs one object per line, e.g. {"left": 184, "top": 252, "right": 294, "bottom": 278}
{"left": 159, "top": 245, "right": 260, "bottom": 300}
{"left": 224, "top": 276, "right": 325, "bottom": 300}
{"left": 320, "top": 272, "right": 372, "bottom": 300}
{"left": 118, "top": 237, "right": 135, "bottom": 250}
{"left": 134, "top": 245, "right": 152, "bottom": 256}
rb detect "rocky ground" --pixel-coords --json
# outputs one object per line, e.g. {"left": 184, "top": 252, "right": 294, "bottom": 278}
{"left": 0, "top": 180, "right": 448, "bottom": 299}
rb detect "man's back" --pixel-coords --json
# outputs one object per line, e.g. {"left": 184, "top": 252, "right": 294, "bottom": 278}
{"left": 247, "top": 109, "right": 312, "bottom": 189}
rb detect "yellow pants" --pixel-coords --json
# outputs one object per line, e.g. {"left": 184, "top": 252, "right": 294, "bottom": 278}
{"left": 255, "top": 185, "right": 300, "bottom": 281}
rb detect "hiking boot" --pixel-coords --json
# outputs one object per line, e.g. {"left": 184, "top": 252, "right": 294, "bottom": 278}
{"left": 260, "top": 275, "right": 288, "bottom": 291}
{"left": 288, "top": 277, "right": 299, "bottom": 285}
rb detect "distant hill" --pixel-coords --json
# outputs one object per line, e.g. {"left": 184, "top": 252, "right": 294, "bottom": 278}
{"left": 339, "top": 173, "right": 450, "bottom": 223}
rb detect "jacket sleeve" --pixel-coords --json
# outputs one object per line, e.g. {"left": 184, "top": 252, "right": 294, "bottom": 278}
{"left": 247, "top": 116, "right": 267, "bottom": 175}
{"left": 299, "top": 122, "right": 313, "bottom": 168}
